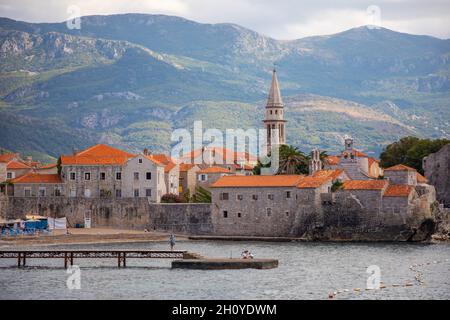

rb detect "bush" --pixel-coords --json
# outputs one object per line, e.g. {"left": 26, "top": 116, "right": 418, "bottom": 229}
{"left": 161, "top": 193, "right": 184, "bottom": 203}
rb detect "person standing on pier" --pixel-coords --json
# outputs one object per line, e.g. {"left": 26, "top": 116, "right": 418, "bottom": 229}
{"left": 169, "top": 234, "right": 176, "bottom": 251}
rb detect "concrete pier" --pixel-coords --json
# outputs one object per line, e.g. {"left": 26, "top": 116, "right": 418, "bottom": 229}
{"left": 171, "top": 258, "right": 278, "bottom": 270}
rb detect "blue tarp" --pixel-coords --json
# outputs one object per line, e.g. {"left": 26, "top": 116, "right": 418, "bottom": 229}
{"left": 24, "top": 220, "right": 48, "bottom": 230}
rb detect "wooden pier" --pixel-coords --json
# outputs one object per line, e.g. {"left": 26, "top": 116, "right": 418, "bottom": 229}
{"left": 0, "top": 250, "right": 188, "bottom": 268}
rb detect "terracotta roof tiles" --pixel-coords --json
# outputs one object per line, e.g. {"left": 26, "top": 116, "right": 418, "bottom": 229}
{"left": 10, "top": 173, "right": 62, "bottom": 184}
{"left": 383, "top": 184, "right": 414, "bottom": 197}
{"left": 198, "top": 166, "right": 231, "bottom": 174}
{"left": 343, "top": 180, "right": 388, "bottom": 191}
{"left": 384, "top": 164, "right": 417, "bottom": 172}
{"left": 211, "top": 175, "right": 303, "bottom": 188}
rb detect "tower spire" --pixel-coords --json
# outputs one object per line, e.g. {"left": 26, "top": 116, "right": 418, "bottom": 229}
{"left": 266, "top": 69, "right": 284, "bottom": 108}
{"left": 263, "top": 68, "right": 287, "bottom": 150}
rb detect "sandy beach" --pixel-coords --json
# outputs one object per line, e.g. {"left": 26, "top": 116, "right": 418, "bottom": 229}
{"left": 0, "top": 228, "right": 188, "bottom": 247}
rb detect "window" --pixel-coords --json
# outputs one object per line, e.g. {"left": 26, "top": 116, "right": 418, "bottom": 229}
{"left": 70, "top": 189, "right": 76, "bottom": 197}
{"left": 38, "top": 188, "right": 46, "bottom": 197}
{"left": 84, "top": 188, "right": 91, "bottom": 198}
{"left": 267, "top": 208, "right": 272, "bottom": 216}
{"left": 237, "top": 194, "right": 243, "bottom": 200}
{"left": 54, "top": 188, "right": 61, "bottom": 197}
{"left": 134, "top": 189, "right": 139, "bottom": 197}
{"left": 268, "top": 194, "right": 274, "bottom": 200}
{"left": 6, "top": 172, "right": 13, "bottom": 179}
{"left": 134, "top": 172, "right": 139, "bottom": 181}
{"left": 220, "top": 193, "right": 229, "bottom": 200}
{"left": 286, "top": 191, "right": 292, "bottom": 199}
{"left": 286, "top": 211, "right": 289, "bottom": 216}
{"left": 145, "top": 189, "right": 152, "bottom": 197}
{"left": 223, "top": 211, "right": 228, "bottom": 218}
{"left": 237, "top": 212, "right": 242, "bottom": 218}
{"left": 199, "top": 174, "right": 207, "bottom": 181}
{"left": 138, "top": 158, "right": 143, "bottom": 164}
{"left": 70, "top": 172, "right": 76, "bottom": 180}
{"left": 84, "top": 172, "right": 91, "bottom": 181}
{"left": 24, "top": 188, "right": 31, "bottom": 197}
{"left": 146, "top": 172, "right": 152, "bottom": 180}
{"left": 275, "top": 110, "right": 278, "bottom": 114}
{"left": 116, "top": 172, "right": 122, "bottom": 180}
{"left": 100, "top": 172, "right": 106, "bottom": 180}
{"left": 115, "top": 189, "right": 122, "bottom": 198}
{"left": 252, "top": 194, "right": 258, "bottom": 200}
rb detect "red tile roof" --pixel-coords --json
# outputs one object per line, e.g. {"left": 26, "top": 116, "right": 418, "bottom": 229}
{"left": 178, "top": 147, "right": 258, "bottom": 165}
{"left": 197, "top": 166, "right": 231, "bottom": 174}
{"left": 11, "top": 173, "right": 62, "bottom": 184}
{"left": 368, "top": 157, "right": 379, "bottom": 168}
{"left": 61, "top": 144, "right": 135, "bottom": 166}
{"left": 383, "top": 184, "right": 414, "bottom": 197}
{"left": 149, "top": 154, "right": 177, "bottom": 173}
{"left": 297, "top": 170, "right": 346, "bottom": 188}
{"left": 343, "top": 180, "right": 388, "bottom": 191}
{"left": 325, "top": 156, "right": 340, "bottom": 165}
{"left": 180, "top": 164, "right": 198, "bottom": 172}
{"left": 0, "top": 153, "right": 19, "bottom": 163}
{"left": 416, "top": 172, "right": 428, "bottom": 183}
{"left": 7, "top": 161, "right": 30, "bottom": 170}
{"left": 384, "top": 164, "right": 417, "bottom": 172}
{"left": 212, "top": 175, "right": 303, "bottom": 188}
{"left": 39, "top": 164, "right": 57, "bottom": 169}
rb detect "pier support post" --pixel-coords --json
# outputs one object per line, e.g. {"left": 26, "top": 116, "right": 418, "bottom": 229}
{"left": 17, "top": 253, "right": 21, "bottom": 268}
{"left": 64, "top": 252, "right": 68, "bottom": 269}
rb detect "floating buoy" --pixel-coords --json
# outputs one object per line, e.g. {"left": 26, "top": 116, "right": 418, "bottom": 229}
{"left": 328, "top": 292, "right": 336, "bottom": 299}
{"left": 354, "top": 288, "right": 361, "bottom": 292}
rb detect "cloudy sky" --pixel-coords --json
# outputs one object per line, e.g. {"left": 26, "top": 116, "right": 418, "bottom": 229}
{"left": 0, "top": 0, "right": 449, "bottom": 39}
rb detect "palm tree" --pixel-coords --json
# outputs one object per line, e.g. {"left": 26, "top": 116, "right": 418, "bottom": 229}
{"left": 277, "top": 145, "right": 308, "bottom": 175}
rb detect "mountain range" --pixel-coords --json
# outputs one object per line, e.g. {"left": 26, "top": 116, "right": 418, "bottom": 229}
{"left": 0, "top": 13, "right": 449, "bottom": 162}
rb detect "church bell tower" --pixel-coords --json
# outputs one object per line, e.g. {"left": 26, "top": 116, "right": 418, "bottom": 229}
{"left": 263, "top": 69, "right": 287, "bottom": 149}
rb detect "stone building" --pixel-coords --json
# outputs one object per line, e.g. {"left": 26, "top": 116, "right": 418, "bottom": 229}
{"left": 179, "top": 164, "right": 201, "bottom": 197}
{"left": 148, "top": 153, "right": 180, "bottom": 195}
{"left": 196, "top": 166, "right": 232, "bottom": 190}
{"left": 324, "top": 138, "right": 383, "bottom": 180}
{"left": 6, "top": 144, "right": 170, "bottom": 203}
{"left": 60, "top": 144, "right": 134, "bottom": 198}
{"left": 10, "top": 172, "right": 63, "bottom": 197}
{"left": 384, "top": 164, "right": 418, "bottom": 185}
{"left": 121, "top": 154, "right": 166, "bottom": 202}
{"left": 210, "top": 165, "right": 435, "bottom": 237}
{"left": 423, "top": 144, "right": 450, "bottom": 206}
{"left": 210, "top": 170, "right": 348, "bottom": 236}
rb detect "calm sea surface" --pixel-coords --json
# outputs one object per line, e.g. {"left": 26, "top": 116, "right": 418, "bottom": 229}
{"left": 0, "top": 241, "right": 449, "bottom": 300}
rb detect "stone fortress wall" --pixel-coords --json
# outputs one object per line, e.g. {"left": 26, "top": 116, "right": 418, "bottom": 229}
{"left": 0, "top": 192, "right": 440, "bottom": 241}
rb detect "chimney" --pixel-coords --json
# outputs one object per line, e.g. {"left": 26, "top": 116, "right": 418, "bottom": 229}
{"left": 143, "top": 148, "right": 149, "bottom": 156}
{"left": 72, "top": 148, "right": 78, "bottom": 156}
{"left": 26, "top": 156, "right": 32, "bottom": 166}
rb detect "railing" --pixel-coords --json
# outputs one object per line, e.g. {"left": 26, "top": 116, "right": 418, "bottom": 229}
{"left": 0, "top": 250, "right": 188, "bottom": 268}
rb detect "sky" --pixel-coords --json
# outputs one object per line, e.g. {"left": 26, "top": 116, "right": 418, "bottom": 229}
{"left": 0, "top": 0, "right": 449, "bottom": 40}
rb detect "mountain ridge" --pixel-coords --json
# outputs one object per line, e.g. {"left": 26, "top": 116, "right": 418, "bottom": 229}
{"left": 0, "top": 13, "right": 449, "bottom": 162}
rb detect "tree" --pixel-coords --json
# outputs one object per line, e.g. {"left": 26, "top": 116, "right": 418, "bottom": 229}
{"left": 278, "top": 145, "right": 308, "bottom": 175}
{"left": 380, "top": 136, "right": 450, "bottom": 173}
